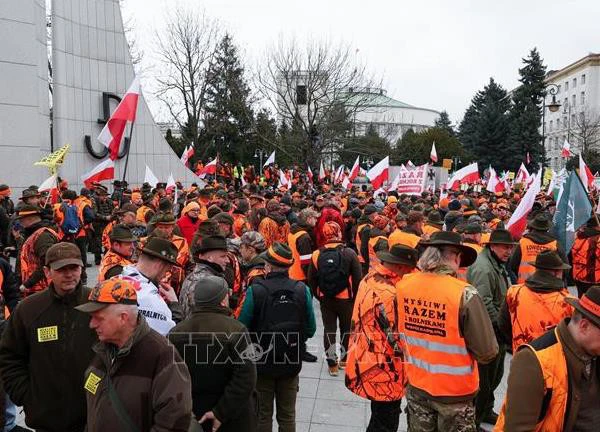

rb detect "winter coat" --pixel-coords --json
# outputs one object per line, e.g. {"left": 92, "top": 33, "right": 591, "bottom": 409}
{"left": 177, "top": 214, "right": 200, "bottom": 246}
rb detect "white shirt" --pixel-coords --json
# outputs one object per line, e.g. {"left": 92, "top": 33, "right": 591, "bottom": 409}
{"left": 120, "top": 265, "right": 176, "bottom": 335}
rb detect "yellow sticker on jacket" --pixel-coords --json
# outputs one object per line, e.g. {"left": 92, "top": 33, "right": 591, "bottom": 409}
{"left": 84, "top": 372, "right": 102, "bottom": 395}
{"left": 36, "top": 326, "right": 58, "bottom": 342}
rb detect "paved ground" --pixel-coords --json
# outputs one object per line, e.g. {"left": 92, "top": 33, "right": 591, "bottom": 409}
{"left": 15, "top": 255, "right": 517, "bottom": 431}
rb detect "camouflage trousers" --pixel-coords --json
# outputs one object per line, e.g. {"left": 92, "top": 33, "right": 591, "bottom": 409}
{"left": 406, "top": 387, "right": 476, "bottom": 432}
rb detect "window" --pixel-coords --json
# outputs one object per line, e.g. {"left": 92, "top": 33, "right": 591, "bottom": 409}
{"left": 581, "top": 91, "right": 585, "bottom": 105}
{"left": 296, "top": 85, "right": 307, "bottom": 105}
{"left": 557, "top": 118, "right": 561, "bottom": 129}
{"left": 564, "top": 98, "right": 568, "bottom": 112}
{"left": 580, "top": 111, "right": 585, "bottom": 122}
{"left": 565, "top": 81, "right": 569, "bottom": 91}
{"left": 572, "top": 113, "right": 576, "bottom": 125}
{"left": 555, "top": 138, "right": 559, "bottom": 151}
{"left": 572, "top": 94, "right": 576, "bottom": 106}
{"left": 550, "top": 120, "right": 553, "bottom": 131}
{"left": 573, "top": 77, "right": 577, "bottom": 87}
{"left": 582, "top": 74, "right": 586, "bottom": 85}
{"left": 557, "top": 84, "right": 561, "bottom": 93}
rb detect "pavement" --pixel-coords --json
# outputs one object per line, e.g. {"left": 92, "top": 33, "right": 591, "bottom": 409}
{"left": 14, "top": 255, "right": 513, "bottom": 431}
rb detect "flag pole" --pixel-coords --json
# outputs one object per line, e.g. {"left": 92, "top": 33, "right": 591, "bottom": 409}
{"left": 121, "top": 119, "right": 136, "bottom": 183}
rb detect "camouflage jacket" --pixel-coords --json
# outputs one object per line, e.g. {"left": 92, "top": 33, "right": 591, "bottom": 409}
{"left": 179, "top": 260, "right": 225, "bottom": 320}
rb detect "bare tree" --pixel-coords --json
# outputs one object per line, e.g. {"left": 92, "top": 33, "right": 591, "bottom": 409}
{"left": 256, "top": 37, "right": 381, "bottom": 166}
{"left": 571, "top": 108, "right": 600, "bottom": 153}
{"left": 120, "top": 0, "right": 144, "bottom": 70}
{"left": 153, "top": 8, "right": 220, "bottom": 149}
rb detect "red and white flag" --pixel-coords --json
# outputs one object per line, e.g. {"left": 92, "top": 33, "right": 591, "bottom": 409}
{"left": 318, "top": 161, "right": 326, "bottom": 181}
{"left": 579, "top": 153, "right": 594, "bottom": 192}
{"left": 307, "top": 165, "right": 313, "bottom": 183}
{"left": 180, "top": 145, "right": 190, "bottom": 166}
{"left": 507, "top": 171, "right": 542, "bottom": 238}
{"left": 388, "top": 171, "right": 401, "bottom": 192}
{"left": 39, "top": 174, "right": 58, "bottom": 192}
{"left": 198, "top": 158, "right": 218, "bottom": 178}
{"left": 526, "top": 152, "right": 531, "bottom": 165}
{"left": 341, "top": 175, "right": 350, "bottom": 190}
{"left": 81, "top": 159, "right": 115, "bottom": 188}
{"left": 166, "top": 173, "right": 176, "bottom": 193}
{"left": 97, "top": 77, "right": 140, "bottom": 160}
{"left": 561, "top": 139, "right": 573, "bottom": 158}
{"left": 263, "top": 151, "right": 275, "bottom": 167}
{"left": 486, "top": 167, "right": 500, "bottom": 193}
{"left": 515, "top": 163, "right": 530, "bottom": 184}
{"left": 430, "top": 142, "right": 438, "bottom": 163}
{"left": 278, "top": 169, "right": 290, "bottom": 189}
{"left": 334, "top": 165, "right": 345, "bottom": 184}
{"left": 349, "top": 156, "right": 360, "bottom": 181}
{"left": 366, "top": 156, "right": 389, "bottom": 190}
{"left": 447, "top": 162, "right": 479, "bottom": 191}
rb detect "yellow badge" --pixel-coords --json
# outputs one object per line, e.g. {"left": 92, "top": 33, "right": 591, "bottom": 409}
{"left": 36, "top": 326, "right": 58, "bottom": 342}
{"left": 84, "top": 372, "right": 102, "bottom": 395}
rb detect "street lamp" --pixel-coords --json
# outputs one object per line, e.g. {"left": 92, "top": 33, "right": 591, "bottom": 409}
{"left": 541, "top": 83, "right": 561, "bottom": 169}
{"left": 254, "top": 149, "right": 267, "bottom": 175}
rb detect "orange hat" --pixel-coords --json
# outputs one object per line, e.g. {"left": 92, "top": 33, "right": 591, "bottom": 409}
{"left": 182, "top": 201, "right": 200, "bottom": 216}
{"left": 439, "top": 198, "right": 449, "bottom": 209}
{"left": 322, "top": 221, "right": 342, "bottom": 242}
{"left": 131, "top": 192, "right": 142, "bottom": 201}
{"left": 75, "top": 278, "right": 138, "bottom": 313}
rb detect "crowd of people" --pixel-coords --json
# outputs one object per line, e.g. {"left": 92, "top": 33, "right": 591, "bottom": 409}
{"left": 0, "top": 170, "right": 596, "bottom": 432}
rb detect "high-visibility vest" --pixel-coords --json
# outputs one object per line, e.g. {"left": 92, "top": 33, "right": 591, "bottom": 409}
{"left": 136, "top": 205, "right": 152, "bottom": 224}
{"left": 456, "top": 243, "right": 483, "bottom": 281}
{"left": 505, "top": 284, "right": 574, "bottom": 353}
{"left": 20, "top": 227, "right": 58, "bottom": 296}
{"left": 98, "top": 251, "right": 132, "bottom": 282}
{"left": 74, "top": 196, "right": 93, "bottom": 231}
{"left": 311, "top": 244, "right": 352, "bottom": 299}
{"left": 288, "top": 230, "right": 311, "bottom": 281}
{"left": 388, "top": 229, "right": 420, "bottom": 249}
{"left": 571, "top": 234, "right": 600, "bottom": 283}
{"left": 517, "top": 238, "right": 557, "bottom": 283}
{"left": 345, "top": 264, "right": 406, "bottom": 401}
{"left": 368, "top": 235, "right": 387, "bottom": 268}
{"left": 495, "top": 327, "right": 568, "bottom": 432}
{"left": 422, "top": 224, "right": 441, "bottom": 237}
{"left": 355, "top": 223, "right": 371, "bottom": 263}
{"left": 53, "top": 202, "right": 85, "bottom": 239}
{"left": 397, "top": 272, "right": 479, "bottom": 397}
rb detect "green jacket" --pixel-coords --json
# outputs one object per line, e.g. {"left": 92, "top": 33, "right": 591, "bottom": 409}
{"left": 0, "top": 283, "right": 96, "bottom": 432}
{"left": 466, "top": 246, "right": 511, "bottom": 326}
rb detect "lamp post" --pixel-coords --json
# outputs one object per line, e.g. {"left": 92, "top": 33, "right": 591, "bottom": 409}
{"left": 541, "top": 83, "right": 561, "bottom": 169}
{"left": 254, "top": 149, "right": 267, "bottom": 175}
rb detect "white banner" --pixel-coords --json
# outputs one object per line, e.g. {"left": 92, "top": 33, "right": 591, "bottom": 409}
{"left": 396, "top": 163, "right": 428, "bottom": 195}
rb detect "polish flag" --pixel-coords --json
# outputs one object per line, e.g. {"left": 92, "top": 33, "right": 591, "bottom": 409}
{"left": 263, "top": 151, "right": 275, "bottom": 167}
{"left": 319, "top": 161, "right": 326, "bottom": 181}
{"left": 186, "top": 145, "right": 194, "bottom": 161}
{"left": 166, "top": 173, "right": 176, "bottom": 193}
{"left": 579, "top": 153, "right": 594, "bottom": 192}
{"left": 144, "top": 165, "right": 159, "bottom": 187}
{"left": 39, "top": 174, "right": 58, "bottom": 192}
{"left": 430, "top": 142, "right": 438, "bottom": 163}
{"left": 388, "top": 171, "right": 401, "bottom": 192}
{"left": 341, "top": 175, "right": 350, "bottom": 190}
{"left": 198, "top": 158, "right": 218, "bottom": 178}
{"left": 307, "top": 165, "right": 314, "bottom": 183}
{"left": 561, "top": 139, "right": 573, "bottom": 158}
{"left": 447, "top": 162, "right": 479, "bottom": 191}
{"left": 367, "top": 156, "right": 389, "bottom": 190}
{"left": 180, "top": 145, "right": 190, "bottom": 166}
{"left": 515, "top": 163, "right": 530, "bottom": 185}
{"left": 506, "top": 171, "right": 542, "bottom": 238}
{"left": 334, "top": 165, "right": 345, "bottom": 184}
{"left": 349, "top": 156, "right": 360, "bottom": 181}
{"left": 81, "top": 159, "right": 115, "bottom": 188}
{"left": 278, "top": 169, "right": 290, "bottom": 189}
{"left": 98, "top": 77, "right": 140, "bottom": 160}
{"left": 486, "top": 167, "right": 499, "bottom": 193}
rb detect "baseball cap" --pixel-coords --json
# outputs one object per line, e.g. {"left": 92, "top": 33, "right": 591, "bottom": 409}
{"left": 45, "top": 242, "right": 83, "bottom": 270}
{"left": 75, "top": 278, "right": 138, "bottom": 313}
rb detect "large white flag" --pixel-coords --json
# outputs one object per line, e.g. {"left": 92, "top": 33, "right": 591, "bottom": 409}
{"left": 144, "top": 165, "right": 159, "bottom": 187}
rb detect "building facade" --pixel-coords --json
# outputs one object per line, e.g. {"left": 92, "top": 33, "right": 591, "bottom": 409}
{"left": 544, "top": 53, "right": 600, "bottom": 170}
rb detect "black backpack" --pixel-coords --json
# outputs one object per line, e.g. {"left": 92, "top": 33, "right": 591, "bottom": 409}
{"left": 252, "top": 278, "right": 306, "bottom": 377}
{"left": 317, "top": 246, "right": 350, "bottom": 297}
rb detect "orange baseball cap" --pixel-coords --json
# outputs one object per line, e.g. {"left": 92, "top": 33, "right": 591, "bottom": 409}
{"left": 76, "top": 278, "right": 138, "bottom": 313}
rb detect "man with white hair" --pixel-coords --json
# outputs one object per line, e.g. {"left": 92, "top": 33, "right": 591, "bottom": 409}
{"left": 76, "top": 278, "right": 192, "bottom": 432}
{"left": 397, "top": 231, "right": 499, "bottom": 431}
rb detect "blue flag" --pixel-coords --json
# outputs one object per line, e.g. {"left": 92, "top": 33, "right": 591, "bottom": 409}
{"left": 552, "top": 171, "right": 593, "bottom": 253}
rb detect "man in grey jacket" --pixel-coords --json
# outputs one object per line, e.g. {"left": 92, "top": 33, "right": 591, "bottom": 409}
{"left": 466, "top": 229, "right": 516, "bottom": 427}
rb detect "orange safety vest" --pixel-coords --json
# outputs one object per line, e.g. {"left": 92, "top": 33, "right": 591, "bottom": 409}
{"left": 397, "top": 272, "right": 479, "bottom": 397}
{"left": 20, "top": 227, "right": 58, "bottom": 296}
{"left": 74, "top": 196, "right": 93, "bottom": 231}
{"left": 356, "top": 223, "right": 371, "bottom": 264}
{"left": 505, "top": 284, "right": 574, "bottom": 353}
{"left": 456, "top": 243, "right": 483, "bottom": 281}
{"left": 368, "top": 235, "right": 388, "bottom": 268}
{"left": 388, "top": 229, "right": 421, "bottom": 249}
{"left": 571, "top": 234, "right": 600, "bottom": 283}
{"left": 98, "top": 251, "right": 132, "bottom": 282}
{"left": 288, "top": 230, "right": 311, "bottom": 281}
{"left": 53, "top": 202, "right": 85, "bottom": 239}
{"left": 495, "top": 327, "right": 568, "bottom": 432}
{"left": 345, "top": 264, "right": 406, "bottom": 401}
{"left": 422, "top": 224, "right": 441, "bottom": 237}
{"left": 136, "top": 206, "right": 153, "bottom": 224}
{"left": 517, "top": 239, "right": 557, "bottom": 283}
{"left": 311, "top": 244, "right": 352, "bottom": 299}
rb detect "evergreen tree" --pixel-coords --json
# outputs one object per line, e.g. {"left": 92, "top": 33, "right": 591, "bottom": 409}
{"left": 434, "top": 110, "right": 455, "bottom": 136}
{"left": 507, "top": 48, "right": 547, "bottom": 170}
{"left": 339, "top": 125, "right": 391, "bottom": 168}
{"left": 202, "top": 34, "right": 254, "bottom": 163}
{"left": 458, "top": 78, "right": 511, "bottom": 171}
{"left": 393, "top": 127, "right": 469, "bottom": 166}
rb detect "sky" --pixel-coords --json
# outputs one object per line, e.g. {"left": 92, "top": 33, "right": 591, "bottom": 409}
{"left": 122, "top": 0, "right": 600, "bottom": 126}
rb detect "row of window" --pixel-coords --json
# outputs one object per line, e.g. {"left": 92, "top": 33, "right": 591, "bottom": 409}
{"left": 547, "top": 111, "right": 585, "bottom": 132}
{"left": 558, "top": 73, "right": 586, "bottom": 93}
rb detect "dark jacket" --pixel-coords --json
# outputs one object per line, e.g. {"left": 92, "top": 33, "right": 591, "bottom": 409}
{"left": 19, "top": 220, "right": 58, "bottom": 288}
{"left": 501, "top": 319, "right": 599, "bottom": 431}
{"left": 0, "top": 283, "right": 96, "bottom": 432}
{"left": 169, "top": 305, "right": 258, "bottom": 432}
{"left": 0, "top": 257, "right": 20, "bottom": 312}
{"left": 307, "top": 241, "right": 363, "bottom": 300}
{"left": 508, "top": 230, "right": 568, "bottom": 283}
{"left": 85, "top": 317, "right": 192, "bottom": 432}
{"left": 290, "top": 222, "right": 315, "bottom": 277}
